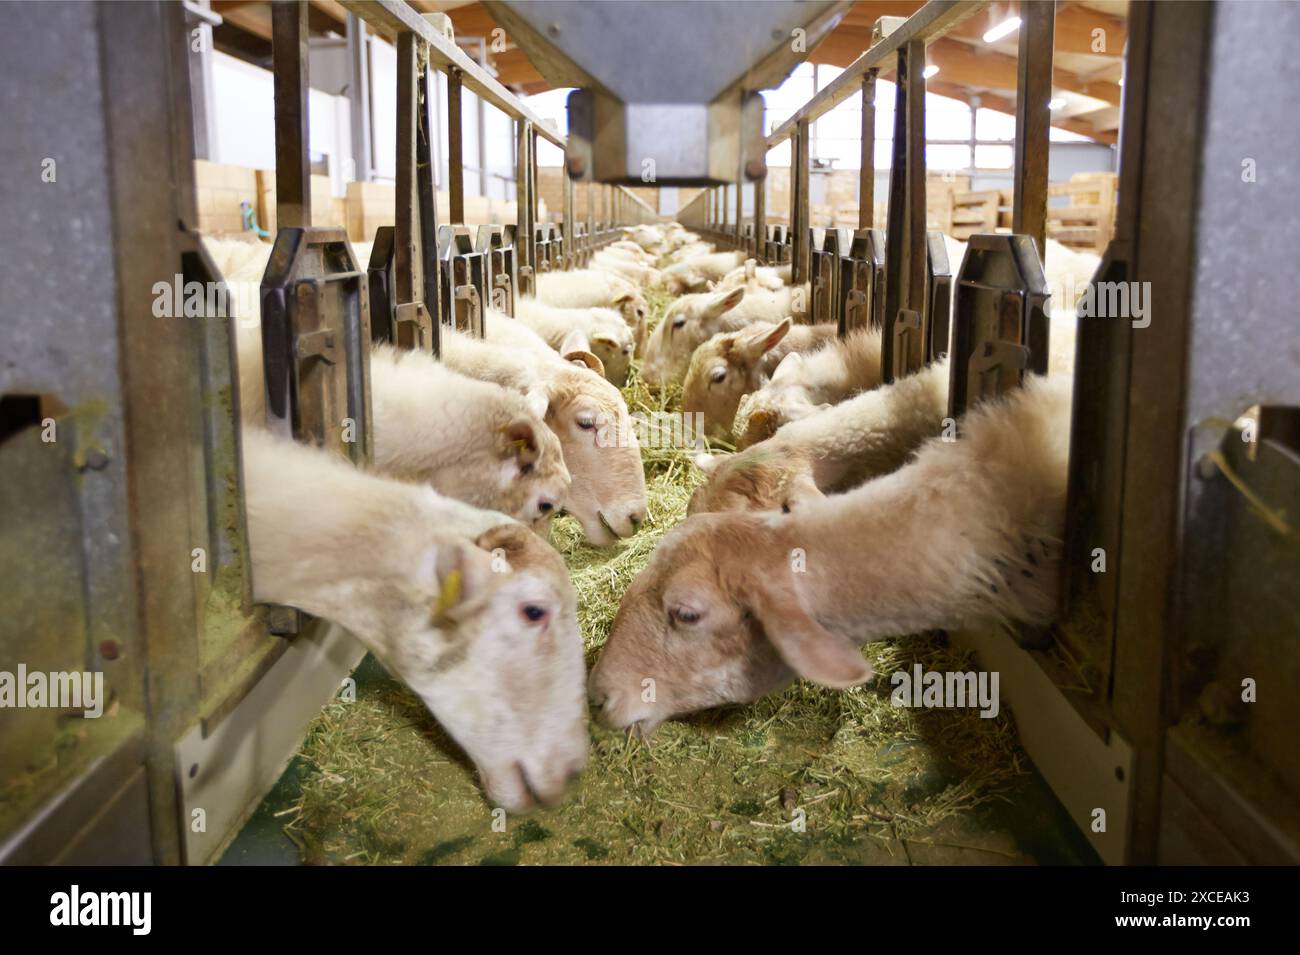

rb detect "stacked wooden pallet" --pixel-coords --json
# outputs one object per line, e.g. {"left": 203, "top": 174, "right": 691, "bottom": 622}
{"left": 949, "top": 189, "right": 1004, "bottom": 239}
{"left": 1048, "top": 172, "right": 1117, "bottom": 253}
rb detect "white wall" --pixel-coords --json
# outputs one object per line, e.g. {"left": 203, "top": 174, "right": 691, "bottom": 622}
{"left": 210, "top": 51, "right": 352, "bottom": 196}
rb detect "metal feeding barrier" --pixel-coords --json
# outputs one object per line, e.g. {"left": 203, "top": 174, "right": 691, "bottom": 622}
{"left": 3, "top": 0, "right": 1295, "bottom": 869}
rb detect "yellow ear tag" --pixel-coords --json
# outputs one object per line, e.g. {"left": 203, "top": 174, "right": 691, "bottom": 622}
{"left": 433, "top": 568, "right": 462, "bottom": 621}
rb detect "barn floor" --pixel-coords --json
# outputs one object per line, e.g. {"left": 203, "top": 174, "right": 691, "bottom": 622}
{"left": 219, "top": 287, "right": 1098, "bottom": 867}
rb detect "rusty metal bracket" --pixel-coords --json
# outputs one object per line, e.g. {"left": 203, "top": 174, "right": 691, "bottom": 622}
{"left": 437, "top": 224, "right": 486, "bottom": 336}
{"left": 925, "top": 231, "right": 955, "bottom": 363}
{"left": 947, "top": 233, "right": 1050, "bottom": 419}
{"left": 476, "top": 224, "right": 518, "bottom": 316}
{"left": 838, "top": 227, "right": 887, "bottom": 336}
{"left": 260, "top": 227, "right": 373, "bottom": 462}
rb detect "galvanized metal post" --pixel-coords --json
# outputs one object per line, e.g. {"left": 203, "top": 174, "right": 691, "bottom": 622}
{"left": 416, "top": 62, "right": 440, "bottom": 335}
{"left": 272, "top": 0, "right": 310, "bottom": 229}
{"left": 882, "top": 39, "right": 928, "bottom": 381}
{"left": 1013, "top": 0, "right": 1055, "bottom": 257}
{"left": 346, "top": 12, "right": 373, "bottom": 183}
{"left": 563, "top": 167, "right": 575, "bottom": 268}
{"left": 792, "top": 120, "right": 811, "bottom": 285}
{"left": 859, "top": 71, "right": 876, "bottom": 230}
{"left": 394, "top": 30, "right": 432, "bottom": 351}
{"left": 447, "top": 66, "right": 465, "bottom": 225}
{"left": 516, "top": 119, "right": 535, "bottom": 295}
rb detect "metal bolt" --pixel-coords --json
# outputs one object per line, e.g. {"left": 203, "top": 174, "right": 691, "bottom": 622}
{"left": 80, "top": 449, "right": 110, "bottom": 472}
{"left": 99, "top": 640, "right": 121, "bottom": 661}
{"left": 546, "top": 22, "right": 561, "bottom": 38}
{"left": 1195, "top": 454, "right": 1219, "bottom": 481}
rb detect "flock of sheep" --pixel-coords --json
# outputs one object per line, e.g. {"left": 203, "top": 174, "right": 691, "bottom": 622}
{"left": 207, "top": 219, "right": 1098, "bottom": 815}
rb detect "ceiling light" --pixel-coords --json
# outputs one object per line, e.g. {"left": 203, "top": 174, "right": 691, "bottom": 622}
{"left": 922, "top": 64, "right": 940, "bottom": 79}
{"left": 983, "top": 17, "right": 1021, "bottom": 43}
{"left": 1049, "top": 97, "right": 1067, "bottom": 110}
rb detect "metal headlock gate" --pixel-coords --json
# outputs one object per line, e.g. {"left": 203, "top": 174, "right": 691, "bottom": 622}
{"left": 1, "top": 0, "right": 1295, "bottom": 867}
{"left": 0, "top": 0, "right": 653, "bottom": 865}
{"left": 677, "top": 0, "right": 1299, "bottom": 865}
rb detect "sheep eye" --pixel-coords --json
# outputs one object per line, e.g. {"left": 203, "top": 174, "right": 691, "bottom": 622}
{"left": 519, "top": 463, "right": 534, "bottom": 476}
{"left": 671, "top": 316, "right": 686, "bottom": 330}
{"left": 521, "top": 604, "right": 548, "bottom": 624}
{"left": 576, "top": 414, "right": 597, "bottom": 430}
{"left": 671, "top": 607, "right": 701, "bottom": 626}
{"left": 710, "top": 367, "right": 727, "bottom": 383}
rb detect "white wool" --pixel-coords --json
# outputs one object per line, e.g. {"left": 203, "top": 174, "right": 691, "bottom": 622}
{"left": 535, "top": 268, "right": 637, "bottom": 310}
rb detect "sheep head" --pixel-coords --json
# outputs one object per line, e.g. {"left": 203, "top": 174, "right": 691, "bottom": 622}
{"left": 533, "top": 366, "right": 648, "bottom": 546}
{"left": 681, "top": 320, "right": 792, "bottom": 440}
{"left": 384, "top": 522, "right": 589, "bottom": 811}
{"left": 588, "top": 513, "right": 872, "bottom": 734}
{"left": 640, "top": 286, "right": 746, "bottom": 390}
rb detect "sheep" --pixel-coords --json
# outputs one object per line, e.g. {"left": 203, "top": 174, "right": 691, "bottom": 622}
{"left": 534, "top": 269, "right": 650, "bottom": 348}
{"left": 588, "top": 372, "right": 1073, "bottom": 732}
{"left": 640, "top": 283, "right": 810, "bottom": 390}
{"left": 733, "top": 325, "right": 884, "bottom": 446}
{"left": 715, "top": 259, "right": 790, "bottom": 293}
{"left": 592, "top": 247, "right": 663, "bottom": 288}
{"left": 681, "top": 319, "right": 838, "bottom": 440}
{"left": 666, "top": 240, "right": 714, "bottom": 264}
{"left": 229, "top": 272, "right": 572, "bottom": 528}
{"left": 514, "top": 298, "right": 636, "bottom": 386}
{"left": 369, "top": 344, "right": 572, "bottom": 527}
{"left": 689, "top": 357, "right": 952, "bottom": 514}
{"left": 661, "top": 250, "right": 748, "bottom": 295}
{"left": 241, "top": 428, "right": 588, "bottom": 810}
{"left": 439, "top": 323, "right": 649, "bottom": 546}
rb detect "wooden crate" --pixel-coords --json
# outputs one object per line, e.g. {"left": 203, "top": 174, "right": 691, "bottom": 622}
{"left": 950, "top": 190, "right": 1002, "bottom": 239}
{"left": 1048, "top": 172, "right": 1117, "bottom": 253}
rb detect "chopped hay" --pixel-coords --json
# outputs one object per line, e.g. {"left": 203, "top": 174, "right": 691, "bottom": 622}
{"left": 273, "top": 285, "right": 1053, "bottom": 866}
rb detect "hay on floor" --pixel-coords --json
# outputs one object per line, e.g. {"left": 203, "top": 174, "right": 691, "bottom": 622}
{"left": 276, "top": 282, "right": 1036, "bottom": 866}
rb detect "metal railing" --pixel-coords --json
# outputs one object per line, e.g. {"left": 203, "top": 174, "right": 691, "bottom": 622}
{"left": 677, "top": 0, "right": 1054, "bottom": 378}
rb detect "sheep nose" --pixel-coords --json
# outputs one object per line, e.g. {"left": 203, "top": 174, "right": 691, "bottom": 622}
{"left": 627, "top": 509, "right": 645, "bottom": 531}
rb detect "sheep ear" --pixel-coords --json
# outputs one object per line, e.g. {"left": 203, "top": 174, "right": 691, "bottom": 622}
{"left": 745, "top": 580, "right": 873, "bottom": 689}
{"left": 691, "top": 451, "right": 720, "bottom": 474}
{"left": 770, "top": 351, "right": 803, "bottom": 383}
{"left": 423, "top": 537, "right": 499, "bottom": 629}
{"left": 500, "top": 417, "right": 540, "bottom": 466}
{"left": 524, "top": 385, "right": 550, "bottom": 420}
{"left": 706, "top": 286, "right": 746, "bottom": 318}
{"left": 564, "top": 350, "right": 606, "bottom": 377}
{"left": 559, "top": 328, "right": 590, "bottom": 355}
{"left": 738, "top": 319, "right": 791, "bottom": 359}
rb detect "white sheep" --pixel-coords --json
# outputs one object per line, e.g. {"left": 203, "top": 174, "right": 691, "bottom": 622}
{"left": 589, "top": 372, "right": 1074, "bottom": 731}
{"left": 440, "top": 323, "right": 649, "bottom": 546}
{"left": 640, "top": 284, "right": 810, "bottom": 390}
{"left": 690, "top": 357, "right": 951, "bottom": 513}
{"left": 681, "top": 319, "right": 838, "bottom": 440}
{"left": 369, "top": 344, "right": 572, "bottom": 527}
{"left": 715, "top": 259, "right": 790, "bottom": 293}
{"left": 732, "top": 325, "right": 884, "bottom": 446}
{"left": 591, "top": 247, "right": 663, "bottom": 288}
{"left": 535, "top": 269, "right": 650, "bottom": 348}
{"left": 241, "top": 427, "right": 588, "bottom": 810}
{"left": 661, "top": 250, "right": 748, "bottom": 295}
{"left": 514, "top": 298, "right": 635, "bottom": 386}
